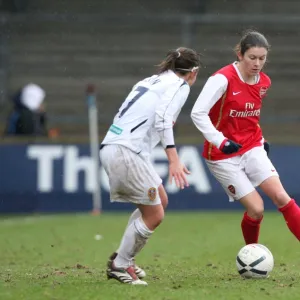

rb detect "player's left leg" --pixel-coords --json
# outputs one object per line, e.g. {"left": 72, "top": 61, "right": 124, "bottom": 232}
{"left": 246, "top": 145, "right": 300, "bottom": 241}
{"left": 260, "top": 176, "right": 300, "bottom": 240}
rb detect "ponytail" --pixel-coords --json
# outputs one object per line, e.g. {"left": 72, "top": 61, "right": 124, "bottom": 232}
{"left": 157, "top": 47, "right": 201, "bottom": 75}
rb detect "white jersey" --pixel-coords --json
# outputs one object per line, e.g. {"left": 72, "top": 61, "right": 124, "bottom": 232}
{"left": 101, "top": 70, "right": 190, "bottom": 156}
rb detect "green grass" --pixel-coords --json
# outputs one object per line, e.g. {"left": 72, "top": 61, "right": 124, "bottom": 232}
{"left": 0, "top": 212, "right": 299, "bottom": 300}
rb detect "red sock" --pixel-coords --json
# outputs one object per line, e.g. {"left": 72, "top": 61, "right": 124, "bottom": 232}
{"left": 241, "top": 212, "right": 263, "bottom": 245}
{"left": 279, "top": 199, "right": 300, "bottom": 241}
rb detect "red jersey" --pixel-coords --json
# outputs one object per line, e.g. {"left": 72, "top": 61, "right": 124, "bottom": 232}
{"left": 192, "top": 63, "right": 271, "bottom": 160}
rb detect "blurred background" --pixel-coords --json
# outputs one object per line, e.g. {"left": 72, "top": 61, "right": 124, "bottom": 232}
{"left": 1, "top": 0, "right": 300, "bottom": 213}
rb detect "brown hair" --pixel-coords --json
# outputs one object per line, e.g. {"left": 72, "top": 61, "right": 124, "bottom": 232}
{"left": 235, "top": 30, "right": 270, "bottom": 57}
{"left": 157, "top": 47, "right": 201, "bottom": 75}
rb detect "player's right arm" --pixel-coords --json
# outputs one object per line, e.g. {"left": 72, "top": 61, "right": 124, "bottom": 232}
{"left": 191, "top": 74, "right": 228, "bottom": 148}
{"left": 191, "top": 74, "right": 241, "bottom": 153}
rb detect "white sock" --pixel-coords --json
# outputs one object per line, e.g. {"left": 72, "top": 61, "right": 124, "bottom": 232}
{"left": 117, "top": 209, "right": 141, "bottom": 253}
{"left": 127, "top": 209, "right": 142, "bottom": 227}
{"left": 114, "top": 217, "right": 153, "bottom": 268}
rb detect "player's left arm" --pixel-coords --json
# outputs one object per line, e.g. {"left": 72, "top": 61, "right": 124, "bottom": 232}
{"left": 260, "top": 75, "right": 272, "bottom": 156}
{"left": 154, "top": 84, "right": 189, "bottom": 148}
{"left": 155, "top": 84, "right": 190, "bottom": 189}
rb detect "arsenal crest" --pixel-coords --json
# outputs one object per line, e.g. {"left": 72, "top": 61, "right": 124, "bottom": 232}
{"left": 259, "top": 87, "right": 268, "bottom": 98}
{"left": 148, "top": 187, "right": 157, "bottom": 201}
{"left": 228, "top": 185, "right": 236, "bottom": 195}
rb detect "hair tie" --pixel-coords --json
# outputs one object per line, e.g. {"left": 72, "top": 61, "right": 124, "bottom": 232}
{"left": 176, "top": 51, "right": 181, "bottom": 58}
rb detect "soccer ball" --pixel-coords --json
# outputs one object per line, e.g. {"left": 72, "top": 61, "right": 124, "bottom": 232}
{"left": 236, "top": 244, "right": 274, "bottom": 279}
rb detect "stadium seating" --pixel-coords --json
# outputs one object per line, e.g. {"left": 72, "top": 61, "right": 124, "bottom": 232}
{"left": 1, "top": 0, "right": 300, "bottom": 143}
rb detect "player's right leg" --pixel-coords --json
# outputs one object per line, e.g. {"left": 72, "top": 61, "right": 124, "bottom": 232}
{"left": 101, "top": 145, "right": 164, "bottom": 285}
{"left": 206, "top": 156, "right": 264, "bottom": 244}
{"left": 108, "top": 184, "right": 168, "bottom": 280}
{"left": 159, "top": 184, "right": 169, "bottom": 210}
{"left": 108, "top": 208, "right": 146, "bottom": 279}
{"left": 107, "top": 251, "right": 146, "bottom": 279}
{"left": 117, "top": 209, "right": 146, "bottom": 278}
{"left": 239, "top": 191, "right": 264, "bottom": 244}
{"left": 107, "top": 203, "right": 164, "bottom": 285}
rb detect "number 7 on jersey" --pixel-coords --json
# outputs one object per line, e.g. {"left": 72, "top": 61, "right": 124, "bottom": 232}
{"left": 119, "top": 86, "right": 149, "bottom": 118}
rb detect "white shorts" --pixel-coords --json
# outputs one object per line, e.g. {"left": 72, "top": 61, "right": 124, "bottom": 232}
{"left": 205, "top": 145, "right": 279, "bottom": 202}
{"left": 100, "top": 144, "right": 162, "bottom": 205}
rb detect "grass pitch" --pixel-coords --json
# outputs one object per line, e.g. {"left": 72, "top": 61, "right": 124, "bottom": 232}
{"left": 0, "top": 212, "right": 299, "bottom": 300}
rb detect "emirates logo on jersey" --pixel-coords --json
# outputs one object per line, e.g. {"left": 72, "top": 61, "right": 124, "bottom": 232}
{"left": 229, "top": 102, "right": 261, "bottom": 118}
{"left": 229, "top": 109, "right": 260, "bottom": 118}
{"left": 259, "top": 87, "right": 268, "bottom": 98}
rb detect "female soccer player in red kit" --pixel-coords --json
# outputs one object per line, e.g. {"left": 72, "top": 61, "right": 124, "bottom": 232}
{"left": 191, "top": 30, "right": 300, "bottom": 245}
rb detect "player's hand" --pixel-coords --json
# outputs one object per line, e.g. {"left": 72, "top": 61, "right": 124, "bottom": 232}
{"left": 168, "top": 162, "right": 190, "bottom": 189}
{"left": 264, "top": 141, "right": 270, "bottom": 156}
{"left": 220, "top": 139, "right": 242, "bottom": 154}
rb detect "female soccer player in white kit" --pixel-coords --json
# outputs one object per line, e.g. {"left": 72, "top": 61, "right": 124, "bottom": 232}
{"left": 191, "top": 30, "right": 300, "bottom": 247}
{"left": 100, "top": 47, "right": 200, "bottom": 285}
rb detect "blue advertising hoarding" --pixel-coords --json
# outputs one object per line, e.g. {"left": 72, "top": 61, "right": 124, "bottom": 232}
{"left": 0, "top": 144, "right": 299, "bottom": 213}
